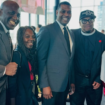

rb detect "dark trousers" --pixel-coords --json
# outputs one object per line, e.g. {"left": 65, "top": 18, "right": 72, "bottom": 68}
{"left": 70, "top": 75, "right": 103, "bottom": 105}
{"left": 0, "top": 89, "right": 6, "bottom": 105}
{"left": 42, "top": 84, "right": 69, "bottom": 105}
{"left": 6, "top": 88, "right": 11, "bottom": 105}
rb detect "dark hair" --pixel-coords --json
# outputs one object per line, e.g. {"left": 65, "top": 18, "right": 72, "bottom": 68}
{"left": 38, "top": 24, "right": 42, "bottom": 28}
{"left": 17, "top": 26, "right": 37, "bottom": 74}
{"left": 0, "top": 1, "right": 19, "bottom": 9}
{"left": 31, "top": 26, "right": 36, "bottom": 31}
{"left": 57, "top": 1, "right": 71, "bottom": 10}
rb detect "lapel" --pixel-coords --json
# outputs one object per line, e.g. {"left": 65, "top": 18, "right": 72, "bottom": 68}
{"left": 92, "top": 31, "right": 102, "bottom": 64}
{"left": 0, "top": 24, "right": 12, "bottom": 61}
{"left": 53, "top": 22, "right": 69, "bottom": 55}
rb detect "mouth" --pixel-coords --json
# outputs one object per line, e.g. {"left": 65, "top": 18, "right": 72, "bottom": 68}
{"left": 27, "top": 42, "right": 34, "bottom": 47}
{"left": 86, "top": 25, "right": 91, "bottom": 29}
{"left": 9, "top": 20, "right": 18, "bottom": 26}
{"left": 62, "top": 17, "right": 70, "bottom": 23}
{"left": 63, "top": 17, "right": 68, "bottom": 21}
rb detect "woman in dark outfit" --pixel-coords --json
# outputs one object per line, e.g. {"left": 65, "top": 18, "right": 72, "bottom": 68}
{"left": 8, "top": 26, "right": 38, "bottom": 105}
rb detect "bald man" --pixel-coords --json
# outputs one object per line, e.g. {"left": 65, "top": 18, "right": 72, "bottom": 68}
{"left": 0, "top": 1, "right": 20, "bottom": 105}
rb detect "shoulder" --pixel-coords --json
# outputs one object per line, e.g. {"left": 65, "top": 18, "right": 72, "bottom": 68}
{"left": 0, "top": 24, "right": 5, "bottom": 36}
{"left": 39, "top": 22, "right": 55, "bottom": 33}
{"left": 71, "top": 28, "right": 81, "bottom": 33}
{"left": 95, "top": 29, "right": 105, "bottom": 38}
{"left": 37, "top": 23, "right": 55, "bottom": 39}
{"left": 71, "top": 28, "right": 81, "bottom": 37}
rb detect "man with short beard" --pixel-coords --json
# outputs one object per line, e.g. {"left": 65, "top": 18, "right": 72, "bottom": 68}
{"left": 71, "top": 10, "right": 105, "bottom": 105}
{"left": 37, "top": 1, "right": 75, "bottom": 105}
{"left": 0, "top": 1, "right": 20, "bottom": 105}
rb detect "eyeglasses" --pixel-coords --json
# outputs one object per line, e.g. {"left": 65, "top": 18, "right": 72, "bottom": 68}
{"left": 81, "top": 19, "right": 94, "bottom": 24}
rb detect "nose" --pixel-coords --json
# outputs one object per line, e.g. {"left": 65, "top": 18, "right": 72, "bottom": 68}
{"left": 12, "top": 13, "right": 18, "bottom": 20}
{"left": 64, "top": 12, "right": 69, "bottom": 16}
{"left": 30, "top": 37, "right": 35, "bottom": 41}
{"left": 86, "top": 21, "right": 90, "bottom": 24}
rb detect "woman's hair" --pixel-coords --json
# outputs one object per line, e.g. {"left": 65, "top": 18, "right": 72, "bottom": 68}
{"left": 17, "top": 26, "right": 37, "bottom": 74}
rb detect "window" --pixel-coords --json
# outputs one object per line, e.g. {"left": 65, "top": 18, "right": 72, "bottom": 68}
{"left": 0, "top": 0, "right": 5, "bottom": 5}
{"left": 20, "top": 12, "right": 29, "bottom": 26}
{"left": 30, "top": 13, "right": 37, "bottom": 27}
{"left": 10, "top": 25, "right": 19, "bottom": 45}
{"left": 47, "top": 0, "right": 55, "bottom": 24}
{"left": 39, "top": 15, "right": 45, "bottom": 26}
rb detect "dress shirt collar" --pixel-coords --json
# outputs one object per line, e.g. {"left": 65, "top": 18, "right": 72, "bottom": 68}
{"left": 56, "top": 20, "right": 67, "bottom": 30}
{"left": 0, "top": 21, "right": 8, "bottom": 33}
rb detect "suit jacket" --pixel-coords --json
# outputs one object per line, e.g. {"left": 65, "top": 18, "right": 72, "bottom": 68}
{"left": 37, "top": 21, "right": 75, "bottom": 92}
{"left": 0, "top": 23, "right": 12, "bottom": 93}
{"left": 8, "top": 46, "right": 37, "bottom": 105}
{"left": 72, "top": 28, "right": 105, "bottom": 84}
{"left": 101, "top": 51, "right": 105, "bottom": 83}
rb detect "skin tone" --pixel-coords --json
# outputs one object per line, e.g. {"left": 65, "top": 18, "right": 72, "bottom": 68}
{"left": 0, "top": 1, "right": 20, "bottom": 76}
{"left": 11, "top": 28, "right": 35, "bottom": 105}
{"left": 56, "top": 4, "right": 71, "bottom": 26}
{"left": 80, "top": 17, "right": 100, "bottom": 89}
{"left": 79, "top": 17, "right": 94, "bottom": 33}
{"left": 0, "top": 1, "right": 20, "bottom": 30}
{"left": 23, "top": 29, "right": 35, "bottom": 49}
{"left": 43, "top": 4, "right": 75, "bottom": 100}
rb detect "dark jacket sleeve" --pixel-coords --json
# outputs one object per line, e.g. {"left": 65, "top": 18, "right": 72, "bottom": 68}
{"left": 37, "top": 27, "right": 50, "bottom": 88}
{"left": 8, "top": 51, "right": 21, "bottom": 98}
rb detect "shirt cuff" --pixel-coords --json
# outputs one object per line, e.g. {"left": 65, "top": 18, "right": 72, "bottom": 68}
{"left": 3, "top": 67, "right": 6, "bottom": 75}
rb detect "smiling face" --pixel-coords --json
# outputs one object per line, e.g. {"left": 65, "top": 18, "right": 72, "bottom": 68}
{"left": 23, "top": 29, "right": 35, "bottom": 49}
{"left": 0, "top": 2, "right": 20, "bottom": 30}
{"left": 80, "top": 17, "right": 95, "bottom": 33}
{"left": 56, "top": 4, "right": 71, "bottom": 26}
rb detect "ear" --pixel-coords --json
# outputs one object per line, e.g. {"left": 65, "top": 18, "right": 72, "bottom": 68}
{"left": 0, "top": 9, "right": 2, "bottom": 16}
{"left": 56, "top": 10, "right": 58, "bottom": 16}
{"left": 79, "top": 21, "right": 81, "bottom": 27}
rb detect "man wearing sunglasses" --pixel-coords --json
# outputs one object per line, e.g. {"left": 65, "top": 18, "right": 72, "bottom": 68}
{"left": 70, "top": 10, "right": 105, "bottom": 105}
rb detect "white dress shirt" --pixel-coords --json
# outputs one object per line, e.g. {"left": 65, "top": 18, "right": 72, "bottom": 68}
{"left": 56, "top": 20, "right": 73, "bottom": 52}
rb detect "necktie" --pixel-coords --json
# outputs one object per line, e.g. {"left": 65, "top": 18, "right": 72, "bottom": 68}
{"left": 6, "top": 32, "right": 13, "bottom": 53}
{"left": 63, "top": 27, "right": 70, "bottom": 55}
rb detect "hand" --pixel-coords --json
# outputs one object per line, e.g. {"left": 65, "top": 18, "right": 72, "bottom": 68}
{"left": 92, "top": 81, "right": 101, "bottom": 89}
{"left": 5, "top": 62, "right": 18, "bottom": 76}
{"left": 69, "top": 84, "right": 75, "bottom": 95}
{"left": 43, "top": 86, "right": 53, "bottom": 99}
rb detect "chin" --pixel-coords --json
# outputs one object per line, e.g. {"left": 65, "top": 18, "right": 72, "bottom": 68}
{"left": 61, "top": 23, "right": 67, "bottom": 26}
{"left": 7, "top": 26, "right": 15, "bottom": 30}
{"left": 85, "top": 30, "right": 92, "bottom": 33}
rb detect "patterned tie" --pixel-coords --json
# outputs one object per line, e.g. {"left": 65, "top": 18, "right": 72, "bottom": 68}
{"left": 63, "top": 27, "right": 71, "bottom": 55}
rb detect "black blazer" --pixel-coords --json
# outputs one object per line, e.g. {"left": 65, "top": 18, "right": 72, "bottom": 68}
{"left": 0, "top": 23, "right": 13, "bottom": 93}
{"left": 8, "top": 46, "right": 37, "bottom": 105}
{"left": 72, "top": 28, "right": 105, "bottom": 84}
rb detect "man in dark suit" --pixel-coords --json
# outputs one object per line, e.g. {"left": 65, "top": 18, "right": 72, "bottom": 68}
{"left": 0, "top": 1, "right": 20, "bottom": 105}
{"left": 71, "top": 10, "right": 105, "bottom": 105}
{"left": 37, "top": 1, "right": 75, "bottom": 105}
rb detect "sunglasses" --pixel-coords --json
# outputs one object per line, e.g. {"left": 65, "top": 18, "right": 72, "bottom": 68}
{"left": 81, "top": 19, "right": 94, "bottom": 24}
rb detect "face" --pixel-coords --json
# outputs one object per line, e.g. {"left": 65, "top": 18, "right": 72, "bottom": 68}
{"left": 23, "top": 29, "right": 35, "bottom": 49}
{"left": 0, "top": 3, "right": 20, "bottom": 30}
{"left": 36, "top": 27, "right": 39, "bottom": 33}
{"left": 56, "top": 4, "right": 71, "bottom": 26}
{"left": 79, "top": 17, "right": 95, "bottom": 33}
